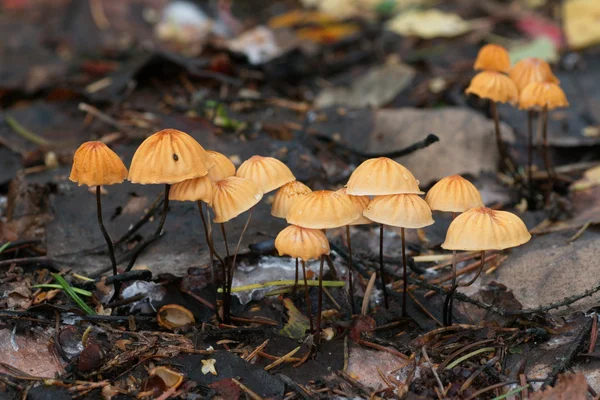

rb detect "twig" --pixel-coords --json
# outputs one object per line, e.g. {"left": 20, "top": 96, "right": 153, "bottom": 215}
{"left": 362, "top": 272, "right": 377, "bottom": 315}
{"left": 422, "top": 346, "right": 445, "bottom": 396}
{"left": 232, "top": 378, "right": 263, "bottom": 400}
{"left": 264, "top": 347, "right": 301, "bottom": 371}
{"left": 408, "top": 291, "right": 442, "bottom": 326}
{"left": 245, "top": 339, "right": 270, "bottom": 362}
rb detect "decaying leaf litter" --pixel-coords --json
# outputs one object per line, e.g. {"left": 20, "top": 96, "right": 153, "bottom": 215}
{"left": 1, "top": 0, "right": 600, "bottom": 399}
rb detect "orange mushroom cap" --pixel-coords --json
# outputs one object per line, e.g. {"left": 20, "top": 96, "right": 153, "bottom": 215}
{"left": 363, "top": 194, "right": 434, "bottom": 229}
{"left": 518, "top": 82, "right": 569, "bottom": 111}
{"left": 275, "top": 225, "right": 330, "bottom": 261}
{"left": 207, "top": 150, "right": 236, "bottom": 182}
{"left": 69, "top": 141, "right": 128, "bottom": 187}
{"left": 336, "top": 188, "right": 371, "bottom": 225}
{"left": 157, "top": 304, "right": 195, "bottom": 330}
{"left": 425, "top": 175, "right": 484, "bottom": 213}
{"left": 465, "top": 71, "right": 519, "bottom": 105}
{"left": 128, "top": 129, "right": 214, "bottom": 185}
{"left": 271, "top": 180, "right": 312, "bottom": 219}
{"left": 287, "top": 190, "right": 361, "bottom": 229}
{"left": 473, "top": 44, "right": 510, "bottom": 73}
{"left": 346, "top": 157, "right": 422, "bottom": 196}
{"left": 509, "top": 58, "right": 559, "bottom": 92}
{"left": 441, "top": 207, "right": 531, "bottom": 251}
{"left": 211, "top": 176, "right": 263, "bottom": 223}
{"left": 236, "top": 155, "right": 295, "bottom": 193}
{"left": 169, "top": 176, "right": 213, "bottom": 205}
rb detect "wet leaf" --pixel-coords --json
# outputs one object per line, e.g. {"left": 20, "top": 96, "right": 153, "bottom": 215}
{"left": 530, "top": 373, "right": 588, "bottom": 400}
{"left": 509, "top": 37, "right": 559, "bottom": 64}
{"left": 279, "top": 298, "right": 310, "bottom": 340}
{"left": 386, "top": 9, "right": 471, "bottom": 39}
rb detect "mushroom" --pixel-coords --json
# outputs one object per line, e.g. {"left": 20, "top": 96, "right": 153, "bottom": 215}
{"left": 127, "top": 129, "right": 214, "bottom": 272}
{"left": 157, "top": 304, "right": 196, "bottom": 330}
{"left": 69, "top": 141, "right": 128, "bottom": 276}
{"left": 275, "top": 224, "right": 331, "bottom": 333}
{"left": 465, "top": 71, "right": 519, "bottom": 174}
{"left": 441, "top": 207, "right": 531, "bottom": 324}
{"left": 236, "top": 155, "right": 295, "bottom": 194}
{"left": 474, "top": 44, "right": 511, "bottom": 73}
{"left": 211, "top": 176, "right": 263, "bottom": 323}
{"left": 336, "top": 188, "right": 372, "bottom": 315}
{"left": 169, "top": 151, "right": 235, "bottom": 319}
{"left": 363, "top": 194, "right": 434, "bottom": 317}
{"left": 287, "top": 190, "right": 359, "bottom": 343}
{"left": 519, "top": 82, "right": 569, "bottom": 200}
{"left": 271, "top": 180, "right": 313, "bottom": 292}
{"left": 509, "top": 58, "right": 560, "bottom": 198}
{"left": 425, "top": 175, "right": 484, "bottom": 325}
{"left": 346, "top": 157, "right": 422, "bottom": 310}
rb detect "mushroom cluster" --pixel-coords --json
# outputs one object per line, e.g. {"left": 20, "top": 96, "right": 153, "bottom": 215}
{"left": 466, "top": 45, "right": 568, "bottom": 203}
{"left": 71, "top": 117, "right": 533, "bottom": 336}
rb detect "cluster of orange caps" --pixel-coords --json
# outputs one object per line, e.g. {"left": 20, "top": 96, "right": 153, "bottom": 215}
{"left": 68, "top": 128, "right": 532, "bottom": 333}
{"left": 466, "top": 44, "right": 569, "bottom": 200}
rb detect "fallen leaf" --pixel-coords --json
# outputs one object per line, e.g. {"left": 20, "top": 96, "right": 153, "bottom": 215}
{"left": 0, "top": 328, "right": 65, "bottom": 377}
{"left": 201, "top": 358, "right": 218, "bottom": 376}
{"left": 530, "top": 372, "right": 588, "bottom": 400}
{"left": 297, "top": 24, "right": 360, "bottom": 44}
{"left": 571, "top": 164, "right": 600, "bottom": 191}
{"left": 279, "top": 298, "right": 310, "bottom": 340}
{"left": 226, "top": 26, "right": 297, "bottom": 65}
{"left": 268, "top": 10, "right": 336, "bottom": 29}
{"left": 315, "top": 63, "right": 415, "bottom": 108}
{"left": 563, "top": 0, "right": 600, "bottom": 49}
{"left": 509, "top": 37, "right": 559, "bottom": 64}
{"left": 386, "top": 9, "right": 471, "bottom": 39}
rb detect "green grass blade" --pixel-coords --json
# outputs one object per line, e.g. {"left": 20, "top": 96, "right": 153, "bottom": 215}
{"left": 491, "top": 385, "right": 529, "bottom": 400}
{"left": 0, "top": 242, "right": 11, "bottom": 254}
{"left": 32, "top": 284, "right": 92, "bottom": 297}
{"left": 51, "top": 274, "right": 96, "bottom": 315}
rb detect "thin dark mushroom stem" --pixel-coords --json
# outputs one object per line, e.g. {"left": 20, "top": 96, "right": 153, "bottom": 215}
{"left": 96, "top": 186, "right": 118, "bottom": 276}
{"left": 541, "top": 105, "right": 554, "bottom": 205}
{"left": 125, "top": 184, "right": 170, "bottom": 273}
{"left": 224, "top": 207, "right": 255, "bottom": 323}
{"left": 316, "top": 254, "right": 325, "bottom": 345}
{"left": 301, "top": 260, "right": 314, "bottom": 333}
{"left": 459, "top": 250, "right": 486, "bottom": 287}
{"left": 527, "top": 110, "right": 535, "bottom": 202}
{"left": 221, "top": 223, "right": 230, "bottom": 259}
{"left": 379, "top": 224, "right": 389, "bottom": 309}
{"left": 346, "top": 225, "right": 356, "bottom": 315}
{"left": 490, "top": 101, "right": 516, "bottom": 177}
{"left": 197, "top": 201, "right": 224, "bottom": 322}
{"left": 401, "top": 227, "right": 408, "bottom": 317}
{"left": 443, "top": 212, "right": 458, "bottom": 326}
{"left": 293, "top": 258, "right": 299, "bottom": 294}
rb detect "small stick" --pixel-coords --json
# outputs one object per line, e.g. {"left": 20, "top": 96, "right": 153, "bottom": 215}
{"left": 232, "top": 379, "right": 264, "bottom": 400}
{"left": 362, "top": 272, "right": 377, "bottom": 315}
{"left": 422, "top": 346, "right": 445, "bottom": 395}
{"left": 408, "top": 291, "right": 442, "bottom": 326}
{"left": 245, "top": 339, "right": 270, "bottom": 362}
{"left": 264, "top": 346, "right": 301, "bottom": 371}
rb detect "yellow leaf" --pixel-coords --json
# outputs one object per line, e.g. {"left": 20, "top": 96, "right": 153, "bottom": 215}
{"left": 564, "top": 0, "right": 600, "bottom": 49}
{"left": 386, "top": 9, "right": 471, "bottom": 39}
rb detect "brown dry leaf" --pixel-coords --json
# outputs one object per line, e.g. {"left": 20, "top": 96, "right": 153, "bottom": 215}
{"left": 530, "top": 373, "right": 588, "bottom": 400}
{"left": 0, "top": 328, "right": 65, "bottom": 377}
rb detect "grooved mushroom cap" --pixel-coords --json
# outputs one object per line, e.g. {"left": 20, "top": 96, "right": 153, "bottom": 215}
{"left": 466, "top": 71, "right": 519, "bottom": 105}
{"left": 509, "top": 58, "right": 559, "bottom": 92}
{"left": 275, "top": 225, "right": 330, "bottom": 261}
{"left": 236, "top": 155, "right": 295, "bottom": 193}
{"left": 271, "top": 180, "right": 312, "bottom": 219}
{"left": 473, "top": 44, "right": 510, "bottom": 73}
{"left": 346, "top": 157, "right": 422, "bottom": 196}
{"left": 69, "top": 141, "right": 128, "bottom": 187}
{"left": 287, "top": 190, "right": 361, "bottom": 229}
{"left": 336, "top": 188, "right": 372, "bottom": 225}
{"left": 441, "top": 207, "right": 531, "bottom": 251}
{"left": 518, "top": 82, "right": 569, "bottom": 111}
{"left": 207, "top": 150, "right": 236, "bottom": 182}
{"left": 169, "top": 176, "right": 213, "bottom": 205}
{"left": 425, "top": 175, "right": 484, "bottom": 213}
{"left": 128, "top": 129, "right": 214, "bottom": 185}
{"left": 363, "top": 194, "right": 434, "bottom": 229}
{"left": 211, "top": 176, "right": 263, "bottom": 223}
{"left": 149, "top": 366, "right": 184, "bottom": 390}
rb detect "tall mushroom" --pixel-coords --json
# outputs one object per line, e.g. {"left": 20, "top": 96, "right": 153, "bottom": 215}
{"left": 519, "top": 82, "right": 569, "bottom": 198}
{"left": 425, "top": 175, "right": 484, "bottom": 325}
{"left": 271, "top": 180, "right": 313, "bottom": 292}
{"left": 275, "top": 224, "right": 330, "bottom": 334}
{"left": 287, "top": 190, "right": 359, "bottom": 343}
{"left": 346, "top": 157, "right": 422, "bottom": 309}
{"left": 509, "top": 58, "right": 559, "bottom": 198}
{"left": 211, "top": 176, "right": 263, "bottom": 323}
{"left": 466, "top": 71, "right": 519, "bottom": 174}
{"left": 441, "top": 207, "right": 531, "bottom": 324}
{"left": 336, "top": 188, "right": 371, "bottom": 315}
{"left": 127, "top": 129, "right": 214, "bottom": 272}
{"left": 363, "top": 194, "right": 434, "bottom": 317}
{"left": 69, "top": 141, "right": 128, "bottom": 276}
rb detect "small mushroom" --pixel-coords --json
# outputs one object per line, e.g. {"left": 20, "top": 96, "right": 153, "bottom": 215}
{"left": 69, "top": 141, "right": 128, "bottom": 276}
{"left": 157, "top": 304, "right": 195, "bottom": 330}
{"left": 425, "top": 175, "right": 484, "bottom": 325}
{"left": 149, "top": 366, "right": 184, "bottom": 390}
{"left": 236, "top": 155, "right": 295, "bottom": 194}
{"left": 473, "top": 43, "right": 510, "bottom": 73}
{"left": 364, "top": 194, "right": 434, "bottom": 317}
